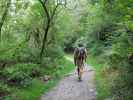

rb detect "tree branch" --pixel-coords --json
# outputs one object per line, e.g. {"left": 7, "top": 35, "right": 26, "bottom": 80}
{"left": 38, "top": 0, "right": 61, "bottom": 58}
{"left": 50, "top": 4, "right": 59, "bottom": 21}
{"left": 38, "top": 0, "right": 50, "bottom": 21}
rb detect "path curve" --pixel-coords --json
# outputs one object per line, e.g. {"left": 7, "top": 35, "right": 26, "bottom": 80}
{"left": 41, "top": 56, "right": 96, "bottom": 100}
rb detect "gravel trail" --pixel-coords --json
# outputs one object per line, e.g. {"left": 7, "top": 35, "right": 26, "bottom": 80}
{"left": 41, "top": 56, "right": 96, "bottom": 100}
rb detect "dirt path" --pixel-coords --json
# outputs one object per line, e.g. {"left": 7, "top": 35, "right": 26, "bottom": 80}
{"left": 41, "top": 56, "right": 96, "bottom": 100}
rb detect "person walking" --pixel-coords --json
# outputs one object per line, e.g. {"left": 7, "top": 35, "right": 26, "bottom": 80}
{"left": 74, "top": 43, "right": 87, "bottom": 81}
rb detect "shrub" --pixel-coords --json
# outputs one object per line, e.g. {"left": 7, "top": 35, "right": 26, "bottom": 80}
{"left": 7, "top": 71, "right": 32, "bottom": 87}
{"left": 0, "top": 83, "right": 11, "bottom": 99}
{"left": 40, "top": 44, "right": 64, "bottom": 68}
{"left": 4, "top": 63, "right": 40, "bottom": 87}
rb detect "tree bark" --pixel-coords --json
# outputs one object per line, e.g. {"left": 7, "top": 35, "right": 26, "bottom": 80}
{"left": 38, "top": 0, "right": 59, "bottom": 58}
{"left": 40, "top": 20, "right": 50, "bottom": 57}
{"left": 0, "top": 0, "right": 11, "bottom": 42}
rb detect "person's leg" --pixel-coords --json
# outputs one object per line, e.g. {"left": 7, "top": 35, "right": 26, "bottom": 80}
{"left": 79, "top": 68, "right": 82, "bottom": 81}
{"left": 79, "top": 66, "right": 84, "bottom": 81}
{"left": 79, "top": 59, "right": 84, "bottom": 80}
{"left": 77, "top": 59, "right": 83, "bottom": 81}
{"left": 77, "top": 67, "right": 81, "bottom": 81}
{"left": 77, "top": 67, "right": 80, "bottom": 77}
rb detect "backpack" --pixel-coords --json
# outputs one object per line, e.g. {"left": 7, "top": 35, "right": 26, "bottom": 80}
{"left": 76, "top": 47, "right": 86, "bottom": 60}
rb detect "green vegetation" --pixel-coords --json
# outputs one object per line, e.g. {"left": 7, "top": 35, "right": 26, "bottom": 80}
{"left": 0, "top": 0, "right": 133, "bottom": 99}
{"left": 2, "top": 57, "right": 74, "bottom": 100}
{"left": 87, "top": 56, "right": 111, "bottom": 100}
{"left": 85, "top": 0, "right": 133, "bottom": 99}
{"left": 12, "top": 58, "right": 74, "bottom": 100}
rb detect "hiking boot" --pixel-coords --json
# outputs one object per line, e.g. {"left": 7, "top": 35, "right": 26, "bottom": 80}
{"left": 78, "top": 77, "right": 82, "bottom": 82}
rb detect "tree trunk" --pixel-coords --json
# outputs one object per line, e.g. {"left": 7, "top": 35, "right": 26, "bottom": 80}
{"left": 38, "top": 0, "right": 59, "bottom": 59}
{"left": 40, "top": 20, "right": 50, "bottom": 57}
{"left": 0, "top": 0, "right": 11, "bottom": 42}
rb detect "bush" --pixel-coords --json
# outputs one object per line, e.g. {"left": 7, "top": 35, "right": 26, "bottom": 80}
{"left": 0, "top": 83, "right": 11, "bottom": 99}
{"left": 19, "top": 48, "right": 41, "bottom": 63}
{"left": 7, "top": 71, "right": 32, "bottom": 87}
{"left": 46, "top": 44, "right": 64, "bottom": 59}
{"left": 4, "top": 63, "right": 41, "bottom": 87}
{"left": 40, "top": 44, "right": 64, "bottom": 68}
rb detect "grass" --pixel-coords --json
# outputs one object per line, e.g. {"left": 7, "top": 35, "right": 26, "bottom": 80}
{"left": 4, "top": 56, "right": 74, "bottom": 100}
{"left": 87, "top": 55, "right": 111, "bottom": 100}
{"left": 11, "top": 79, "right": 58, "bottom": 100}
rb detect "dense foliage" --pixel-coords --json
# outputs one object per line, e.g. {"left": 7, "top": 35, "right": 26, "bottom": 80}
{"left": 83, "top": 0, "right": 133, "bottom": 99}
{"left": 0, "top": 0, "right": 133, "bottom": 99}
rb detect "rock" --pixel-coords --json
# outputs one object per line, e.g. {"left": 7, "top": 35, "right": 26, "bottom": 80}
{"left": 43, "top": 75, "right": 51, "bottom": 81}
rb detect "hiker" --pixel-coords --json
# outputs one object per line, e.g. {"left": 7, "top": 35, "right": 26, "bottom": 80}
{"left": 74, "top": 43, "right": 87, "bottom": 81}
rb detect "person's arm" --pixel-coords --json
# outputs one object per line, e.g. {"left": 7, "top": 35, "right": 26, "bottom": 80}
{"left": 74, "top": 48, "right": 77, "bottom": 66}
{"left": 84, "top": 48, "right": 87, "bottom": 62}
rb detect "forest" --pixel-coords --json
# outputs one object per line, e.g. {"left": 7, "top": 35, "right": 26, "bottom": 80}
{"left": 0, "top": 0, "right": 133, "bottom": 100}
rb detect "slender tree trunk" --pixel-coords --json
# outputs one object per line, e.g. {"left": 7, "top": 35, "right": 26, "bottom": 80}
{"left": 40, "top": 20, "right": 50, "bottom": 57}
{"left": 38, "top": 0, "right": 60, "bottom": 59}
{"left": 0, "top": 0, "right": 11, "bottom": 42}
{"left": 40, "top": 5, "right": 58, "bottom": 58}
